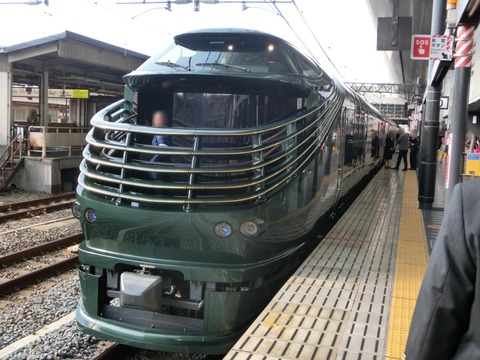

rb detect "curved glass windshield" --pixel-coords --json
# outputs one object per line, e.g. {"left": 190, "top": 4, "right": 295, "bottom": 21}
{"left": 140, "top": 36, "right": 301, "bottom": 75}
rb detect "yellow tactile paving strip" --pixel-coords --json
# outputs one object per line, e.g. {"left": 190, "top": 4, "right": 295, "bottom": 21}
{"left": 386, "top": 172, "right": 429, "bottom": 359}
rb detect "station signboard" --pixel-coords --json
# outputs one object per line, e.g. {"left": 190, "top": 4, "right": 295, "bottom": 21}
{"left": 411, "top": 35, "right": 453, "bottom": 61}
{"left": 12, "top": 88, "right": 90, "bottom": 99}
{"left": 48, "top": 89, "right": 89, "bottom": 99}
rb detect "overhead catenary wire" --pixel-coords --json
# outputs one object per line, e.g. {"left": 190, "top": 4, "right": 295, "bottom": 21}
{"left": 90, "top": 0, "right": 349, "bottom": 84}
{"left": 289, "top": 0, "right": 348, "bottom": 83}
{"left": 81, "top": 0, "right": 162, "bottom": 31}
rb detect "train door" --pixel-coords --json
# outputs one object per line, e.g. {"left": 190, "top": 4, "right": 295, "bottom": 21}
{"left": 333, "top": 108, "right": 346, "bottom": 193}
{"left": 335, "top": 106, "right": 347, "bottom": 200}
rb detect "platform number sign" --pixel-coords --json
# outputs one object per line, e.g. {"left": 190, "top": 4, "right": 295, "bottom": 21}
{"left": 411, "top": 35, "right": 453, "bottom": 61}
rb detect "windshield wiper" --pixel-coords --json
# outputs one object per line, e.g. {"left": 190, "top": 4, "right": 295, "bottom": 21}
{"left": 195, "top": 62, "right": 251, "bottom": 73}
{"left": 155, "top": 61, "right": 190, "bottom": 71}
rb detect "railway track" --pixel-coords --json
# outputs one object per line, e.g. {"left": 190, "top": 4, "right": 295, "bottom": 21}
{"left": 92, "top": 344, "right": 130, "bottom": 360}
{"left": 0, "top": 193, "right": 76, "bottom": 223}
{"left": 91, "top": 344, "right": 219, "bottom": 360}
{"left": 0, "top": 233, "right": 83, "bottom": 297}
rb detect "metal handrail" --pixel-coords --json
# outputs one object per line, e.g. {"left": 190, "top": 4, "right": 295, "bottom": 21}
{"left": 90, "top": 99, "right": 324, "bottom": 137}
{"left": 83, "top": 121, "right": 324, "bottom": 175}
{"left": 80, "top": 90, "right": 343, "bottom": 206}
{"left": 87, "top": 104, "right": 331, "bottom": 157}
{"left": 28, "top": 126, "right": 89, "bottom": 157}
{"left": 0, "top": 133, "right": 22, "bottom": 186}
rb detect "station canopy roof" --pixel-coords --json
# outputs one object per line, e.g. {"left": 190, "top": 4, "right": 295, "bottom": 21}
{"left": 368, "top": 0, "right": 433, "bottom": 87}
{"left": 0, "top": 31, "right": 149, "bottom": 96}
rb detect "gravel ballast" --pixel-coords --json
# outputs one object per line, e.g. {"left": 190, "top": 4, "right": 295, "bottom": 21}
{"left": 0, "top": 218, "right": 82, "bottom": 256}
{"left": 5, "top": 321, "right": 105, "bottom": 360}
{"left": 0, "top": 272, "right": 80, "bottom": 349}
{"left": 0, "top": 189, "right": 51, "bottom": 206}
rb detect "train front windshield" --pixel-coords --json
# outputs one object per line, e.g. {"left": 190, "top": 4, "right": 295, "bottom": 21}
{"left": 138, "top": 36, "right": 299, "bottom": 75}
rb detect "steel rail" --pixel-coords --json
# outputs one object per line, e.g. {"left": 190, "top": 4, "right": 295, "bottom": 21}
{"left": 92, "top": 344, "right": 131, "bottom": 360}
{"left": 0, "top": 201, "right": 75, "bottom": 223}
{"left": 0, "top": 193, "right": 75, "bottom": 213}
{"left": 0, "top": 256, "right": 79, "bottom": 297}
{"left": 0, "top": 233, "right": 84, "bottom": 267}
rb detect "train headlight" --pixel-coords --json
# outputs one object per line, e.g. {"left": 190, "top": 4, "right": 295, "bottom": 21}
{"left": 214, "top": 222, "right": 232, "bottom": 238}
{"left": 240, "top": 219, "right": 266, "bottom": 238}
{"left": 71, "top": 202, "right": 81, "bottom": 219}
{"left": 85, "top": 208, "right": 97, "bottom": 224}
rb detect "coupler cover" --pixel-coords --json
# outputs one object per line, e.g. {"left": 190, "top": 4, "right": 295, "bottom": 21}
{"left": 120, "top": 272, "right": 163, "bottom": 312}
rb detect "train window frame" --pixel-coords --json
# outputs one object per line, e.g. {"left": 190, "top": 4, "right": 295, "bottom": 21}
{"left": 138, "top": 38, "right": 300, "bottom": 75}
{"left": 286, "top": 46, "right": 323, "bottom": 78}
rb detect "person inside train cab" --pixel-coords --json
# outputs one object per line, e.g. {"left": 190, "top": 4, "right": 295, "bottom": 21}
{"left": 149, "top": 110, "right": 171, "bottom": 181}
{"left": 151, "top": 110, "right": 171, "bottom": 148}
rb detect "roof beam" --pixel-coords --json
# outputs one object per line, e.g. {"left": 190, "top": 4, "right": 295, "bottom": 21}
{"left": 346, "top": 82, "right": 419, "bottom": 99}
{"left": 59, "top": 39, "right": 144, "bottom": 73}
{"left": 7, "top": 42, "right": 59, "bottom": 63}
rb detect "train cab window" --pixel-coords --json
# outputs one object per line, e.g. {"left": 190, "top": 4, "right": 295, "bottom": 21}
{"left": 137, "top": 35, "right": 298, "bottom": 75}
{"left": 172, "top": 92, "right": 299, "bottom": 130}
{"left": 288, "top": 48, "right": 322, "bottom": 77}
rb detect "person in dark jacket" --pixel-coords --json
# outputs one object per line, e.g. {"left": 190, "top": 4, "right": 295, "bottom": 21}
{"left": 371, "top": 131, "right": 380, "bottom": 158}
{"left": 394, "top": 129, "right": 409, "bottom": 171}
{"left": 409, "top": 130, "right": 419, "bottom": 170}
{"left": 384, "top": 131, "right": 395, "bottom": 169}
{"left": 405, "top": 180, "right": 480, "bottom": 359}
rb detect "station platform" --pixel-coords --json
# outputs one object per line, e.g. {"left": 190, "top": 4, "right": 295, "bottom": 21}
{"left": 224, "top": 168, "right": 430, "bottom": 360}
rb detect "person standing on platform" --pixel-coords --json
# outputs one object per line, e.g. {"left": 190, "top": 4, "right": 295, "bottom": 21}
{"left": 438, "top": 136, "right": 447, "bottom": 164}
{"left": 405, "top": 180, "right": 480, "bottom": 359}
{"left": 394, "top": 129, "right": 409, "bottom": 171}
{"left": 409, "top": 130, "right": 419, "bottom": 171}
{"left": 383, "top": 131, "right": 395, "bottom": 169}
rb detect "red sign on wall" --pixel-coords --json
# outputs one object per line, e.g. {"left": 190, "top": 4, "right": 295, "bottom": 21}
{"left": 411, "top": 35, "right": 431, "bottom": 59}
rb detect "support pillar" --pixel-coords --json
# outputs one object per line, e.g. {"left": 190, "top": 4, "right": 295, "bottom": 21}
{"left": 0, "top": 54, "right": 12, "bottom": 147}
{"left": 39, "top": 70, "right": 49, "bottom": 126}
{"left": 418, "top": 86, "right": 441, "bottom": 209}
{"left": 417, "top": 0, "right": 446, "bottom": 209}
{"left": 446, "top": 25, "right": 474, "bottom": 203}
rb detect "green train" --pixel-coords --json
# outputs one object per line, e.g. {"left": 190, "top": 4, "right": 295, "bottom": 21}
{"left": 74, "top": 29, "right": 393, "bottom": 354}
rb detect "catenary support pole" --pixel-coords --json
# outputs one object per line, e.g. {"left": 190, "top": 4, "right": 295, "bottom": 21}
{"left": 446, "top": 25, "right": 474, "bottom": 204}
{"left": 417, "top": 0, "right": 445, "bottom": 209}
{"left": 39, "top": 70, "right": 49, "bottom": 127}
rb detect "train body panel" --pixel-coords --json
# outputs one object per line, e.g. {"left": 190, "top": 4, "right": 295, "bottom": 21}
{"left": 75, "top": 29, "right": 394, "bottom": 354}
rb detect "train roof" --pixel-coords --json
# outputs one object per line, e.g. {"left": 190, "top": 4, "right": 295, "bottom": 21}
{"left": 174, "top": 28, "right": 281, "bottom": 38}
{"left": 123, "top": 28, "right": 395, "bottom": 126}
{"left": 123, "top": 28, "right": 333, "bottom": 93}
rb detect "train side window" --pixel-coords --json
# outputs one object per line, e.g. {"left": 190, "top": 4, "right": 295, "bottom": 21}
{"left": 288, "top": 48, "right": 322, "bottom": 77}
